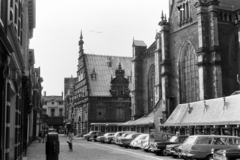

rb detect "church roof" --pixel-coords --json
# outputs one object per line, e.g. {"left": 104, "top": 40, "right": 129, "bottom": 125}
{"left": 85, "top": 54, "right": 132, "bottom": 97}
{"left": 162, "top": 94, "right": 240, "bottom": 127}
{"left": 132, "top": 40, "right": 147, "bottom": 47}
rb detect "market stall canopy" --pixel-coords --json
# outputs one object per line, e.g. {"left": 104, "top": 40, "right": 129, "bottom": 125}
{"left": 121, "top": 112, "right": 154, "bottom": 126}
{"left": 162, "top": 94, "right": 240, "bottom": 127}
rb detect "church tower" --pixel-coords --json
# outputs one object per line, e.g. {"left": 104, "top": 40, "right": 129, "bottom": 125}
{"left": 158, "top": 11, "right": 171, "bottom": 122}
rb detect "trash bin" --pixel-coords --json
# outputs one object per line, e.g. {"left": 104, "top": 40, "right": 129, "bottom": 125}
{"left": 45, "top": 132, "right": 59, "bottom": 160}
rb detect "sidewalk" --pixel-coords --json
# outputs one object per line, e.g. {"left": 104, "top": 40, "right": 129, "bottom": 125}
{"left": 22, "top": 140, "right": 46, "bottom": 160}
{"left": 22, "top": 134, "right": 83, "bottom": 160}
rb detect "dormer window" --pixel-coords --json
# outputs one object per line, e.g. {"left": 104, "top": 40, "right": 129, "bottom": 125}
{"left": 177, "top": 0, "right": 191, "bottom": 27}
{"left": 92, "top": 74, "right": 96, "bottom": 80}
{"left": 107, "top": 57, "right": 112, "bottom": 67}
{"left": 91, "top": 68, "right": 97, "bottom": 80}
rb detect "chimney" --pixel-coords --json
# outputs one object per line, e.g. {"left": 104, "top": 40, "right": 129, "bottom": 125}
{"left": 44, "top": 91, "right": 46, "bottom": 97}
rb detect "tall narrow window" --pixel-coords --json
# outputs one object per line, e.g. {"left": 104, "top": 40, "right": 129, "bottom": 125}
{"left": 59, "top": 109, "right": 63, "bottom": 116}
{"left": 51, "top": 109, "right": 55, "bottom": 117}
{"left": 148, "top": 65, "right": 155, "bottom": 113}
{"left": 178, "top": 0, "right": 191, "bottom": 27}
{"left": 96, "top": 107, "right": 105, "bottom": 120}
{"left": 179, "top": 43, "right": 199, "bottom": 103}
{"left": 116, "top": 107, "right": 124, "bottom": 120}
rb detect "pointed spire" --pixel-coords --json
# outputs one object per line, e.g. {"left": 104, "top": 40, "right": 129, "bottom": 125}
{"left": 161, "top": 10, "right": 164, "bottom": 21}
{"left": 78, "top": 30, "right": 84, "bottom": 55}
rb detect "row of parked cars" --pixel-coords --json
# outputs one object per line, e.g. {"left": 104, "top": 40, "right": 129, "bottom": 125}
{"left": 83, "top": 131, "right": 240, "bottom": 160}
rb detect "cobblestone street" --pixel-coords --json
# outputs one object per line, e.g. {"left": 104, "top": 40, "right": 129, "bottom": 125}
{"left": 24, "top": 134, "right": 175, "bottom": 160}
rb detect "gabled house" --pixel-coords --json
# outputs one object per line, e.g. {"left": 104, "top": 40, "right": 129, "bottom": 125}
{"left": 74, "top": 32, "right": 132, "bottom": 135}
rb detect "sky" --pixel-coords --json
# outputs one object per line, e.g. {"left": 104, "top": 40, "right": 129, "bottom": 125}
{"left": 29, "top": 0, "right": 169, "bottom": 96}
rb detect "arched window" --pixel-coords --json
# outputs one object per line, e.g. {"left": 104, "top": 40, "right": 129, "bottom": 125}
{"left": 179, "top": 43, "right": 199, "bottom": 103}
{"left": 148, "top": 65, "right": 155, "bottom": 113}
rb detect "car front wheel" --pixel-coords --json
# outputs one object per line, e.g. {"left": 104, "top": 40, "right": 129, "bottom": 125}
{"left": 205, "top": 155, "right": 212, "bottom": 160}
{"left": 162, "top": 148, "right": 168, "bottom": 156}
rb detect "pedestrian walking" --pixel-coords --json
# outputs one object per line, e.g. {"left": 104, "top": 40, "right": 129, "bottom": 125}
{"left": 67, "top": 130, "right": 74, "bottom": 151}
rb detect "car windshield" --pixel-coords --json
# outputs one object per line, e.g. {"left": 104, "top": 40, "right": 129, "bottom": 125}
{"left": 137, "top": 135, "right": 148, "bottom": 140}
{"left": 184, "top": 137, "right": 196, "bottom": 145}
{"left": 126, "top": 134, "right": 134, "bottom": 138}
{"left": 108, "top": 133, "right": 114, "bottom": 136}
{"left": 114, "top": 132, "right": 121, "bottom": 136}
{"left": 145, "top": 135, "right": 149, "bottom": 141}
{"left": 103, "top": 133, "right": 109, "bottom": 136}
{"left": 122, "top": 133, "right": 129, "bottom": 137}
{"left": 169, "top": 136, "right": 178, "bottom": 142}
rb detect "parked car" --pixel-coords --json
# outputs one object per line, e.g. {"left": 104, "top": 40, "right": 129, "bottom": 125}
{"left": 181, "top": 135, "right": 240, "bottom": 160}
{"left": 130, "top": 134, "right": 149, "bottom": 149}
{"left": 105, "top": 131, "right": 125, "bottom": 144}
{"left": 148, "top": 132, "right": 175, "bottom": 154}
{"left": 141, "top": 140, "right": 150, "bottom": 152}
{"left": 166, "top": 141, "right": 188, "bottom": 158}
{"left": 89, "top": 132, "right": 104, "bottom": 141}
{"left": 118, "top": 133, "right": 142, "bottom": 148}
{"left": 83, "top": 131, "right": 104, "bottom": 141}
{"left": 114, "top": 132, "right": 135, "bottom": 145}
{"left": 212, "top": 145, "right": 240, "bottom": 160}
{"left": 96, "top": 132, "right": 115, "bottom": 143}
{"left": 151, "top": 135, "right": 189, "bottom": 156}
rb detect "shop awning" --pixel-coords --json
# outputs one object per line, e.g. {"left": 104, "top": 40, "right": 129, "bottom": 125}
{"left": 90, "top": 122, "right": 124, "bottom": 126}
{"left": 162, "top": 95, "right": 240, "bottom": 127}
{"left": 121, "top": 112, "right": 154, "bottom": 126}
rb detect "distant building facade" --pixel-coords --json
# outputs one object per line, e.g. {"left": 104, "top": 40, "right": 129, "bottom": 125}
{"left": 73, "top": 32, "right": 132, "bottom": 135}
{"left": 64, "top": 77, "right": 76, "bottom": 129}
{"left": 42, "top": 92, "right": 64, "bottom": 132}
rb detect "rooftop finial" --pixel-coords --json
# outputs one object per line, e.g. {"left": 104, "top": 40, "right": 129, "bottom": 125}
{"left": 78, "top": 30, "right": 84, "bottom": 55}
{"left": 118, "top": 62, "right": 122, "bottom": 70}
{"left": 80, "top": 30, "right": 83, "bottom": 39}
{"left": 161, "top": 10, "right": 164, "bottom": 21}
